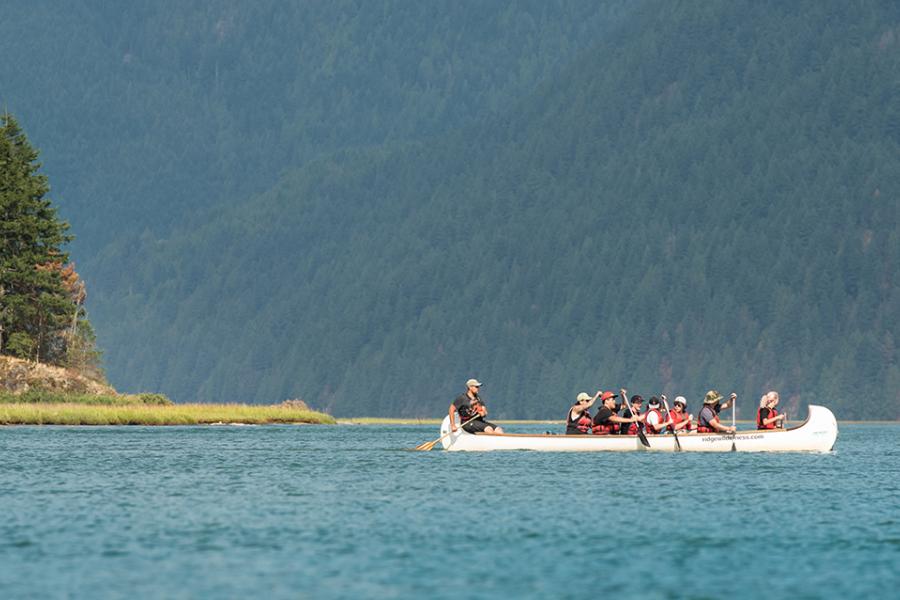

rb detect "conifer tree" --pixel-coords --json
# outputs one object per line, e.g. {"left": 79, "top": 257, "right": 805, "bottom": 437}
{"left": 0, "top": 112, "right": 98, "bottom": 368}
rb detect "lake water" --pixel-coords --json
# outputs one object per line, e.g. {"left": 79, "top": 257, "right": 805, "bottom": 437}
{"left": 1, "top": 423, "right": 897, "bottom": 599}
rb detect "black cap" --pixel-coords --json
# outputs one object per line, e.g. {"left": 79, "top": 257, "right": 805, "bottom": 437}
{"left": 630, "top": 395, "right": 643, "bottom": 403}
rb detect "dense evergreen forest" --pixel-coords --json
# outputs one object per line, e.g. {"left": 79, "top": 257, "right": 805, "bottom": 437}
{"left": 2, "top": 1, "right": 897, "bottom": 418}
{"left": 0, "top": 115, "right": 101, "bottom": 375}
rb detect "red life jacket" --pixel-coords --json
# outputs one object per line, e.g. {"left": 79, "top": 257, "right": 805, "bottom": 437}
{"left": 697, "top": 406, "right": 716, "bottom": 433}
{"left": 622, "top": 408, "right": 642, "bottom": 435}
{"left": 757, "top": 407, "right": 777, "bottom": 429}
{"left": 645, "top": 408, "right": 664, "bottom": 434}
{"left": 668, "top": 410, "right": 691, "bottom": 432}
{"left": 566, "top": 406, "right": 592, "bottom": 434}
{"left": 592, "top": 422, "right": 617, "bottom": 435}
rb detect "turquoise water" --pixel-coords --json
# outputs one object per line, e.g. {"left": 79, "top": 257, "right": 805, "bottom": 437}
{"left": 1, "top": 423, "right": 897, "bottom": 599}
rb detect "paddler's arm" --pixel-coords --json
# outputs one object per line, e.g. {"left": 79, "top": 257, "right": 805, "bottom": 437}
{"left": 608, "top": 414, "right": 639, "bottom": 424}
{"left": 449, "top": 403, "right": 458, "bottom": 433}
{"left": 763, "top": 412, "right": 785, "bottom": 427}
{"left": 710, "top": 417, "right": 735, "bottom": 434}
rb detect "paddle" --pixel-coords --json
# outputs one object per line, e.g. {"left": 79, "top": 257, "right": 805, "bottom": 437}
{"left": 413, "top": 416, "right": 479, "bottom": 451}
{"left": 661, "top": 395, "right": 682, "bottom": 452}
{"left": 621, "top": 388, "right": 650, "bottom": 448}
{"left": 730, "top": 392, "right": 737, "bottom": 452}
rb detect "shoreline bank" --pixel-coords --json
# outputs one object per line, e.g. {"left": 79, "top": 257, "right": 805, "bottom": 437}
{"left": 0, "top": 403, "right": 335, "bottom": 426}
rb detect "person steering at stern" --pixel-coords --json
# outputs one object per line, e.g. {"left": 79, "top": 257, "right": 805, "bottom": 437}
{"left": 449, "top": 378, "right": 504, "bottom": 434}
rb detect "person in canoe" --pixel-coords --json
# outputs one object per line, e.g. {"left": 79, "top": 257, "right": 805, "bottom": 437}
{"left": 666, "top": 395, "right": 693, "bottom": 433}
{"left": 618, "top": 392, "right": 644, "bottom": 435}
{"left": 643, "top": 396, "right": 674, "bottom": 434}
{"left": 592, "top": 391, "right": 640, "bottom": 435}
{"left": 757, "top": 391, "right": 787, "bottom": 429}
{"left": 449, "top": 378, "right": 503, "bottom": 434}
{"left": 696, "top": 390, "right": 736, "bottom": 434}
{"left": 566, "top": 391, "right": 600, "bottom": 434}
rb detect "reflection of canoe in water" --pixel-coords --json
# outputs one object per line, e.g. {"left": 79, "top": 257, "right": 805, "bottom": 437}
{"left": 440, "top": 405, "right": 838, "bottom": 453}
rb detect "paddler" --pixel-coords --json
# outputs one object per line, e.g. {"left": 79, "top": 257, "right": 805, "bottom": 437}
{"left": 618, "top": 393, "right": 644, "bottom": 435}
{"left": 643, "top": 396, "right": 673, "bottom": 434}
{"left": 591, "top": 391, "right": 640, "bottom": 435}
{"left": 757, "top": 391, "right": 786, "bottom": 429}
{"left": 449, "top": 378, "right": 503, "bottom": 434}
{"left": 696, "top": 390, "right": 736, "bottom": 434}
{"left": 566, "top": 391, "right": 600, "bottom": 434}
{"left": 666, "top": 395, "right": 693, "bottom": 433}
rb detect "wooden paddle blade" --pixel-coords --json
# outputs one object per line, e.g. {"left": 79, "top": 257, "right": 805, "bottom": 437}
{"left": 414, "top": 440, "right": 435, "bottom": 451}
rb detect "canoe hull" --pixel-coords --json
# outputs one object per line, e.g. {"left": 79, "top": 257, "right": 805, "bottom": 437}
{"left": 440, "top": 405, "right": 837, "bottom": 453}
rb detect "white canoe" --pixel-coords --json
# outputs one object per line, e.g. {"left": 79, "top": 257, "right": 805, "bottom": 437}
{"left": 440, "top": 404, "right": 837, "bottom": 452}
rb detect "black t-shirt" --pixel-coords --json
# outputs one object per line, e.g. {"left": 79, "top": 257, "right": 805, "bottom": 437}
{"left": 619, "top": 407, "right": 640, "bottom": 434}
{"left": 453, "top": 393, "right": 481, "bottom": 421}
{"left": 592, "top": 406, "right": 615, "bottom": 426}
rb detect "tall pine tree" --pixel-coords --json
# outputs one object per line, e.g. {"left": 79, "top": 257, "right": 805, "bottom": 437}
{"left": 0, "top": 112, "right": 99, "bottom": 370}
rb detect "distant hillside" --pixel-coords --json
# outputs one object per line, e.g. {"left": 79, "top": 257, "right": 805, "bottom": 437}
{"left": 4, "top": 1, "right": 899, "bottom": 419}
{"left": 85, "top": 0, "right": 899, "bottom": 420}
{"left": 0, "top": 0, "right": 630, "bottom": 255}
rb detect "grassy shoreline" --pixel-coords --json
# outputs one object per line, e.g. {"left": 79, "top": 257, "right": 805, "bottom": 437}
{"left": 0, "top": 403, "right": 335, "bottom": 426}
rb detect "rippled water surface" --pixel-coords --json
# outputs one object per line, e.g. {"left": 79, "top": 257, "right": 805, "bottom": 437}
{"left": 1, "top": 423, "right": 898, "bottom": 599}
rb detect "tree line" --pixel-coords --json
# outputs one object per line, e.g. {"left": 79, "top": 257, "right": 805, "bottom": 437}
{"left": 0, "top": 113, "right": 101, "bottom": 377}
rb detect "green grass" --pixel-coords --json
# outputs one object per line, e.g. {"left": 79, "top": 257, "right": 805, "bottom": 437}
{"left": 0, "top": 403, "right": 336, "bottom": 425}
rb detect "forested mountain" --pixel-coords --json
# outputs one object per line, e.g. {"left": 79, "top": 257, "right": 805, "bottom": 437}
{"left": 3, "top": 1, "right": 898, "bottom": 418}
{"left": 1, "top": 0, "right": 628, "bottom": 254}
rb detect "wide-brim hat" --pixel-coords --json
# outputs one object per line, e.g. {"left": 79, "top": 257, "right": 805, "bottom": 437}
{"left": 704, "top": 390, "right": 723, "bottom": 404}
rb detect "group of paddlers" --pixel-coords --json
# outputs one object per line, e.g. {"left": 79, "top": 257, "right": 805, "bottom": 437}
{"left": 449, "top": 379, "right": 787, "bottom": 436}
{"left": 568, "top": 388, "right": 789, "bottom": 436}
